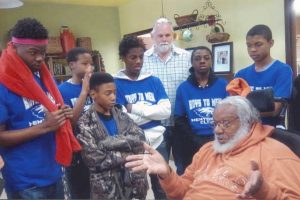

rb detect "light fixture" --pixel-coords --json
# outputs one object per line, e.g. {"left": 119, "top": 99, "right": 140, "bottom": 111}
{"left": 294, "top": 0, "right": 300, "bottom": 15}
{"left": 160, "top": 0, "right": 166, "bottom": 18}
{"left": 0, "top": 0, "right": 23, "bottom": 9}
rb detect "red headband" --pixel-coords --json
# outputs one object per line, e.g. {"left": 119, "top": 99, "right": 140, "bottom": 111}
{"left": 12, "top": 37, "right": 48, "bottom": 45}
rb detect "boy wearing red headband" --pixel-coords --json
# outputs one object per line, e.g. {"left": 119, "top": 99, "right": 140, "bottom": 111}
{"left": 0, "top": 18, "right": 80, "bottom": 199}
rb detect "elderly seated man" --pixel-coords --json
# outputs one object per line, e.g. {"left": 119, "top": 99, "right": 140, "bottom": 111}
{"left": 125, "top": 96, "right": 300, "bottom": 199}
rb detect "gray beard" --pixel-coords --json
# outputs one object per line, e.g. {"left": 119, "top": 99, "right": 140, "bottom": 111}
{"left": 213, "top": 125, "right": 250, "bottom": 154}
{"left": 155, "top": 43, "right": 172, "bottom": 54}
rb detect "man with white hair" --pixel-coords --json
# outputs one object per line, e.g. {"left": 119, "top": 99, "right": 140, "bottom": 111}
{"left": 125, "top": 96, "right": 300, "bottom": 199}
{"left": 142, "top": 17, "right": 191, "bottom": 199}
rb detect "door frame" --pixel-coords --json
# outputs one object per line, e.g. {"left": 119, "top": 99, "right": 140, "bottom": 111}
{"left": 285, "top": 0, "right": 297, "bottom": 77}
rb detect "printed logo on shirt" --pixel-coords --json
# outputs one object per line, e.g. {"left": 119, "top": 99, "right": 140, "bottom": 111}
{"left": 194, "top": 164, "right": 247, "bottom": 193}
{"left": 70, "top": 97, "right": 93, "bottom": 112}
{"left": 125, "top": 92, "right": 156, "bottom": 104}
{"left": 188, "top": 98, "right": 222, "bottom": 125}
{"left": 22, "top": 92, "right": 56, "bottom": 127}
{"left": 250, "top": 86, "right": 271, "bottom": 91}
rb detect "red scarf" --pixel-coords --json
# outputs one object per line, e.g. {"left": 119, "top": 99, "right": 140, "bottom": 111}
{"left": 0, "top": 43, "right": 81, "bottom": 166}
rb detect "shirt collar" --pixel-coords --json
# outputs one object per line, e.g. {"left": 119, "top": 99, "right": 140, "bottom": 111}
{"left": 187, "top": 67, "right": 217, "bottom": 88}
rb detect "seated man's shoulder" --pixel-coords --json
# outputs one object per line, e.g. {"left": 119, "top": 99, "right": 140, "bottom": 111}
{"left": 262, "top": 137, "right": 299, "bottom": 159}
{"left": 197, "top": 142, "right": 215, "bottom": 156}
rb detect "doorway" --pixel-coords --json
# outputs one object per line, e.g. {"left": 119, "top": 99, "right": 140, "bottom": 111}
{"left": 285, "top": 0, "right": 299, "bottom": 76}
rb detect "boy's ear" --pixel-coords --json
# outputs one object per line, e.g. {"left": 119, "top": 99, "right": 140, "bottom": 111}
{"left": 269, "top": 39, "right": 274, "bottom": 47}
{"left": 69, "top": 61, "right": 76, "bottom": 71}
{"left": 89, "top": 89, "right": 95, "bottom": 99}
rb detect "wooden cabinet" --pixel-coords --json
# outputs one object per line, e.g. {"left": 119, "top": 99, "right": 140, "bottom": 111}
{"left": 46, "top": 54, "right": 71, "bottom": 84}
{"left": 91, "top": 50, "right": 106, "bottom": 72}
{"left": 46, "top": 51, "right": 105, "bottom": 84}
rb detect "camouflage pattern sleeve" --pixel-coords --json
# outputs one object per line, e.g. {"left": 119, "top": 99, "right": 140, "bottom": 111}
{"left": 77, "top": 116, "right": 125, "bottom": 172}
{"left": 117, "top": 109, "right": 146, "bottom": 143}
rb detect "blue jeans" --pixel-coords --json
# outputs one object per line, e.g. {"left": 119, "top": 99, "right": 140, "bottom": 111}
{"left": 6, "top": 179, "right": 64, "bottom": 200}
{"left": 150, "top": 139, "right": 168, "bottom": 200}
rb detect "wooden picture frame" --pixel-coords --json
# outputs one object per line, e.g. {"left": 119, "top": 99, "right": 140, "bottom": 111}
{"left": 212, "top": 42, "right": 233, "bottom": 74}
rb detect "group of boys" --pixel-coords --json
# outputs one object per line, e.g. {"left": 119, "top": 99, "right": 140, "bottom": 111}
{"left": 0, "top": 16, "right": 294, "bottom": 200}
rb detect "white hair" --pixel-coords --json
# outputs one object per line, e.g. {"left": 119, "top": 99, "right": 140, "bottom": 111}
{"left": 215, "top": 96, "right": 260, "bottom": 126}
{"left": 151, "top": 18, "right": 174, "bottom": 35}
{"left": 212, "top": 96, "right": 260, "bottom": 153}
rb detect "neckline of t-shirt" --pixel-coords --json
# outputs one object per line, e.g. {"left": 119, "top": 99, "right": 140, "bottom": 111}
{"left": 254, "top": 60, "right": 276, "bottom": 72}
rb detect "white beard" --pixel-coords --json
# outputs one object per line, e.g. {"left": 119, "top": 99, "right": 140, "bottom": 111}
{"left": 213, "top": 125, "right": 250, "bottom": 154}
{"left": 155, "top": 43, "right": 172, "bottom": 54}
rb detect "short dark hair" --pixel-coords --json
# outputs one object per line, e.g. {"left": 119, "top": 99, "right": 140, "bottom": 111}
{"left": 11, "top": 18, "right": 48, "bottom": 39}
{"left": 90, "top": 72, "right": 114, "bottom": 90}
{"left": 246, "top": 24, "right": 272, "bottom": 41}
{"left": 67, "top": 47, "right": 90, "bottom": 63}
{"left": 191, "top": 46, "right": 212, "bottom": 63}
{"left": 118, "top": 35, "right": 145, "bottom": 58}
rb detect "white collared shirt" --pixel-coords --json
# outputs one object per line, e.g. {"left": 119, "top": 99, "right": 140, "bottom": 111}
{"left": 142, "top": 45, "right": 191, "bottom": 126}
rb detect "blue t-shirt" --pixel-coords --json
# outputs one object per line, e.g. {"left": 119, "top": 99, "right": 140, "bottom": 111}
{"left": 98, "top": 113, "right": 117, "bottom": 136}
{"left": 175, "top": 78, "right": 228, "bottom": 135}
{"left": 58, "top": 81, "right": 93, "bottom": 112}
{"left": 235, "top": 60, "right": 293, "bottom": 125}
{"left": 115, "top": 76, "right": 169, "bottom": 130}
{"left": 0, "top": 76, "right": 62, "bottom": 192}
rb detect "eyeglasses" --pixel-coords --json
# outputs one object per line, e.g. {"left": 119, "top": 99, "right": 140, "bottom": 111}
{"left": 210, "top": 117, "right": 239, "bottom": 130}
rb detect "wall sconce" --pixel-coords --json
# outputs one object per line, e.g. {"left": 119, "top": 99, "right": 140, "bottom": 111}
{"left": 0, "top": 0, "right": 23, "bottom": 9}
{"left": 172, "top": 0, "right": 228, "bottom": 42}
{"left": 197, "top": 0, "right": 230, "bottom": 43}
{"left": 198, "top": 0, "right": 225, "bottom": 27}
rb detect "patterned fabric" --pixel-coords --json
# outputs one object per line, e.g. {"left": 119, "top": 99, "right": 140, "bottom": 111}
{"left": 142, "top": 46, "right": 191, "bottom": 126}
{"left": 77, "top": 105, "right": 148, "bottom": 200}
{"left": 61, "top": 167, "right": 71, "bottom": 200}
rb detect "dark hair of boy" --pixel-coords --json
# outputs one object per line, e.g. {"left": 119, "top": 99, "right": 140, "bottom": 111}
{"left": 67, "top": 47, "right": 90, "bottom": 63}
{"left": 118, "top": 35, "right": 146, "bottom": 58}
{"left": 191, "top": 46, "right": 212, "bottom": 63}
{"left": 89, "top": 72, "right": 114, "bottom": 90}
{"left": 11, "top": 18, "right": 48, "bottom": 39}
{"left": 246, "top": 24, "right": 272, "bottom": 41}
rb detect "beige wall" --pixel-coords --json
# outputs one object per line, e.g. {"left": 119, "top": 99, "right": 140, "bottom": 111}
{"left": 119, "top": 0, "right": 286, "bottom": 73}
{"left": 0, "top": 0, "right": 287, "bottom": 74}
{"left": 0, "top": 2, "right": 121, "bottom": 73}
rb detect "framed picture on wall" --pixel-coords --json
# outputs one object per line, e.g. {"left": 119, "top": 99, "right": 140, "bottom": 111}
{"left": 212, "top": 42, "right": 233, "bottom": 73}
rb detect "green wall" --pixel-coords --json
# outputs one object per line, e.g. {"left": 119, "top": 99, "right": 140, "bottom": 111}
{"left": 119, "top": 0, "right": 286, "bottom": 73}
{"left": 0, "top": 2, "right": 121, "bottom": 73}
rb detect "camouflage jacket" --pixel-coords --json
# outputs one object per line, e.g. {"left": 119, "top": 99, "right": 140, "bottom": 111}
{"left": 77, "top": 105, "right": 148, "bottom": 200}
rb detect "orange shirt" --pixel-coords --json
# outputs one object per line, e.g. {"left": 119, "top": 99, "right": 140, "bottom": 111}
{"left": 160, "top": 123, "right": 300, "bottom": 199}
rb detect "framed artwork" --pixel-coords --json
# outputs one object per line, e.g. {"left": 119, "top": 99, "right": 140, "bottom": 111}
{"left": 212, "top": 42, "right": 233, "bottom": 73}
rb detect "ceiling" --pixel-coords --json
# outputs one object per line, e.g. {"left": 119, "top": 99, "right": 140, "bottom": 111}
{"left": 23, "top": 0, "right": 133, "bottom": 7}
